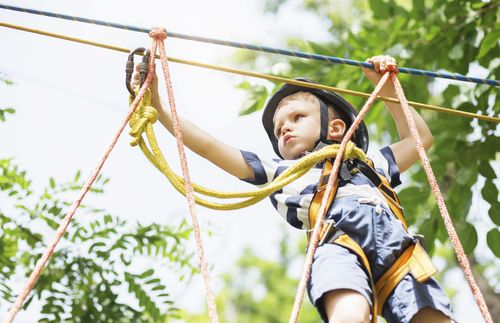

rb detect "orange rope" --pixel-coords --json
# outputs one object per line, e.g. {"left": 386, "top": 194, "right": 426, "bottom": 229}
{"left": 4, "top": 26, "right": 491, "bottom": 323}
{"left": 290, "top": 70, "right": 493, "bottom": 322}
{"left": 3, "top": 48, "right": 156, "bottom": 323}
{"left": 288, "top": 72, "right": 391, "bottom": 323}
{"left": 391, "top": 73, "right": 492, "bottom": 323}
{"left": 148, "top": 27, "right": 220, "bottom": 323}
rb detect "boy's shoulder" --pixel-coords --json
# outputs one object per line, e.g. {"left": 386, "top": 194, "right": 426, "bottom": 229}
{"left": 367, "top": 146, "right": 402, "bottom": 188}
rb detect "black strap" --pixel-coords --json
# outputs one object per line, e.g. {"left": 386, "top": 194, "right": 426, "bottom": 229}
{"left": 347, "top": 159, "right": 399, "bottom": 202}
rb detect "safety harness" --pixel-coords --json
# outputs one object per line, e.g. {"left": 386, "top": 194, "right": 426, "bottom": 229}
{"left": 308, "top": 158, "right": 437, "bottom": 322}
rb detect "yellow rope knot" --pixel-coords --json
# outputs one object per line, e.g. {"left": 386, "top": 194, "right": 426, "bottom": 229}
{"left": 128, "top": 89, "right": 159, "bottom": 146}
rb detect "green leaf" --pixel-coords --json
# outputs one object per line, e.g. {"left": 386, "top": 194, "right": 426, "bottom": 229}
{"left": 139, "top": 269, "right": 154, "bottom": 278}
{"left": 477, "top": 29, "right": 500, "bottom": 58}
{"left": 145, "top": 278, "right": 161, "bottom": 285}
{"left": 459, "top": 222, "right": 478, "bottom": 255}
{"left": 478, "top": 161, "right": 496, "bottom": 179}
{"left": 442, "top": 84, "right": 460, "bottom": 102}
{"left": 74, "top": 170, "right": 81, "bottom": 182}
{"left": 88, "top": 241, "right": 106, "bottom": 253}
{"left": 419, "top": 216, "right": 438, "bottom": 255}
{"left": 369, "top": 0, "right": 390, "bottom": 19}
{"left": 482, "top": 179, "right": 498, "bottom": 204}
{"left": 486, "top": 228, "right": 500, "bottom": 258}
{"left": 489, "top": 204, "right": 500, "bottom": 226}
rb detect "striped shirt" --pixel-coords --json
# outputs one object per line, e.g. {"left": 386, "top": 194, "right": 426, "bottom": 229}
{"left": 240, "top": 146, "right": 401, "bottom": 230}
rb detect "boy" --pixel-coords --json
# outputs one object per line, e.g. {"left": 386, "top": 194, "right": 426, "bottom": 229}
{"left": 142, "top": 55, "right": 455, "bottom": 322}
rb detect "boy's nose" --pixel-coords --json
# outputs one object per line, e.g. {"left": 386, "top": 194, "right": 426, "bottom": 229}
{"left": 282, "top": 121, "right": 293, "bottom": 134}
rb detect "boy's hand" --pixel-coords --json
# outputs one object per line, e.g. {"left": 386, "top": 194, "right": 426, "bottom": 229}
{"left": 362, "top": 55, "right": 398, "bottom": 96}
{"left": 131, "top": 64, "right": 162, "bottom": 108}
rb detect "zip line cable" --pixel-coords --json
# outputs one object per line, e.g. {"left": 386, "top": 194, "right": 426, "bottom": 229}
{"left": 1, "top": 22, "right": 498, "bottom": 124}
{"left": 1, "top": 3, "right": 499, "bottom": 87}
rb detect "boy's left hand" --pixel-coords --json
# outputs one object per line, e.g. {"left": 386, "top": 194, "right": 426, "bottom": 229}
{"left": 362, "top": 55, "right": 398, "bottom": 96}
{"left": 132, "top": 63, "right": 161, "bottom": 109}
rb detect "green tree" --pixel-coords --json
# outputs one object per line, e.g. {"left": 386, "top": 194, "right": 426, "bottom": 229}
{"left": 183, "top": 236, "right": 319, "bottom": 322}
{"left": 0, "top": 76, "right": 198, "bottom": 321}
{"left": 242, "top": 0, "right": 499, "bottom": 264}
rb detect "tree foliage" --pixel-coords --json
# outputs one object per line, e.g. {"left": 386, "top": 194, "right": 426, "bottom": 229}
{"left": 228, "top": 0, "right": 499, "bottom": 318}
{"left": 183, "top": 237, "right": 319, "bottom": 322}
{"left": 0, "top": 95, "right": 198, "bottom": 321}
{"left": 240, "top": 0, "right": 499, "bottom": 259}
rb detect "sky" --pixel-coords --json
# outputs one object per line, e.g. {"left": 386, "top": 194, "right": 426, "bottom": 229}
{"left": 0, "top": 0, "right": 484, "bottom": 321}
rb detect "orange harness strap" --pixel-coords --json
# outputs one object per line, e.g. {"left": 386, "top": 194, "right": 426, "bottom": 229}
{"left": 375, "top": 241, "right": 437, "bottom": 314}
{"left": 307, "top": 159, "right": 339, "bottom": 240}
{"left": 333, "top": 234, "right": 378, "bottom": 323}
{"left": 308, "top": 159, "right": 437, "bottom": 321}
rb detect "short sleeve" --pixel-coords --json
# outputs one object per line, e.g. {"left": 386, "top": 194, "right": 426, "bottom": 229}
{"left": 369, "top": 146, "right": 402, "bottom": 187}
{"left": 240, "top": 150, "right": 279, "bottom": 185}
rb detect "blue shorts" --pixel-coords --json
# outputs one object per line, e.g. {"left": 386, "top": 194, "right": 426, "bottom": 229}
{"left": 306, "top": 197, "right": 456, "bottom": 323}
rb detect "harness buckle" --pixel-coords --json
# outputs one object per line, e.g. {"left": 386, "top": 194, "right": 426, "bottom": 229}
{"left": 126, "top": 47, "right": 151, "bottom": 98}
{"left": 318, "top": 219, "right": 336, "bottom": 245}
{"left": 413, "top": 234, "right": 427, "bottom": 250}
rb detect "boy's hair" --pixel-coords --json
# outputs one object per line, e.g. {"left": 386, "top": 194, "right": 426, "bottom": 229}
{"left": 276, "top": 91, "right": 340, "bottom": 123}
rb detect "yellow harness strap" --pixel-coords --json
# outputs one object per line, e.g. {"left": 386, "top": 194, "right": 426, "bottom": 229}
{"left": 308, "top": 159, "right": 437, "bottom": 322}
{"left": 307, "top": 159, "right": 339, "bottom": 239}
{"left": 333, "top": 234, "right": 378, "bottom": 323}
{"left": 374, "top": 241, "right": 437, "bottom": 315}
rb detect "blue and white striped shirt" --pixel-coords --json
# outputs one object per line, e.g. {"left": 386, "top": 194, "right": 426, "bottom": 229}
{"left": 241, "top": 146, "right": 401, "bottom": 230}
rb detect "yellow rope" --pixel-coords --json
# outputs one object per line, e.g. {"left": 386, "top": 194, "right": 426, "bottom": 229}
{"left": 128, "top": 90, "right": 367, "bottom": 210}
{"left": 1, "top": 21, "right": 498, "bottom": 124}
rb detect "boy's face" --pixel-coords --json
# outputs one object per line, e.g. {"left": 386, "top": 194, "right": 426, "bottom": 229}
{"left": 273, "top": 98, "right": 321, "bottom": 159}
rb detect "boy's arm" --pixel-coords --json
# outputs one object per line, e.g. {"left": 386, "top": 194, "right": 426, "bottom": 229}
{"left": 147, "top": 71, "right": 255, "bottom": 180}
{"left": 363, "top": 55, "right": 434, "bottom": 173}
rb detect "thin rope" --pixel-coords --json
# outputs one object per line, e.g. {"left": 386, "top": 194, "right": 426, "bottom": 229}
{"left": 3, "top": 50, "right": 157, "bottom": 323}
{"left": 149, "top": 27, "right": 219, "bottom": 323}
{"left": 1, "top": 4, "right": 499, "bottom": 87}
{"left": 391, "top": 73, "right": 493, "bottom": 323}
{"left": 289, "top": 72, "right": 391, "bottom": 323}
{"left": 1, "top": 22, "right": 498, "bottom": 124}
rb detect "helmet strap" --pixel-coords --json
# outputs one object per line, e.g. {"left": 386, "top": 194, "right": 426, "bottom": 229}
{"left": 318, "top": 97, "right": 336, "bottom": 145}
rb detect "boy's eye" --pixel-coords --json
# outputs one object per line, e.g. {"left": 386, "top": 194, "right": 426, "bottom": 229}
{"left": 295, "top": 114, "right": 303, "bottom": 121}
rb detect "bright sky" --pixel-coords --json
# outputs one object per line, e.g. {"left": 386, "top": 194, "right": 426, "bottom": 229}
{"left": 0, "top": 0, "right": 484, "bottom": 321}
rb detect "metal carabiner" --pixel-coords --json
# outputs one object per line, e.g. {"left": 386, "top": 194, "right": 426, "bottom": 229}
{"left": 125, "top": 47, "right": 151, "bottom": 98}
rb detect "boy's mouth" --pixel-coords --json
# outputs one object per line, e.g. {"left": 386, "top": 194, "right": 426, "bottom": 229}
{"left": 283, "top": 134, "right": 295, "bottom": 145}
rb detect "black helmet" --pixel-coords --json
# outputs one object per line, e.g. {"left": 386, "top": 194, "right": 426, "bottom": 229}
{"left": 262, "top": 77, "right": 369, "bottom": 158}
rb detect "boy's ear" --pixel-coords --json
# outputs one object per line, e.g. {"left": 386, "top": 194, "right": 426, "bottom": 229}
{"left": 327, "top": 118, "right": 346, "bottom": 142}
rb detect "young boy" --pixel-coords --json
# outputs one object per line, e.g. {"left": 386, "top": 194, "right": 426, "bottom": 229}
{"left": 143, "top": 55, "right": 455, "bottom": 323}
